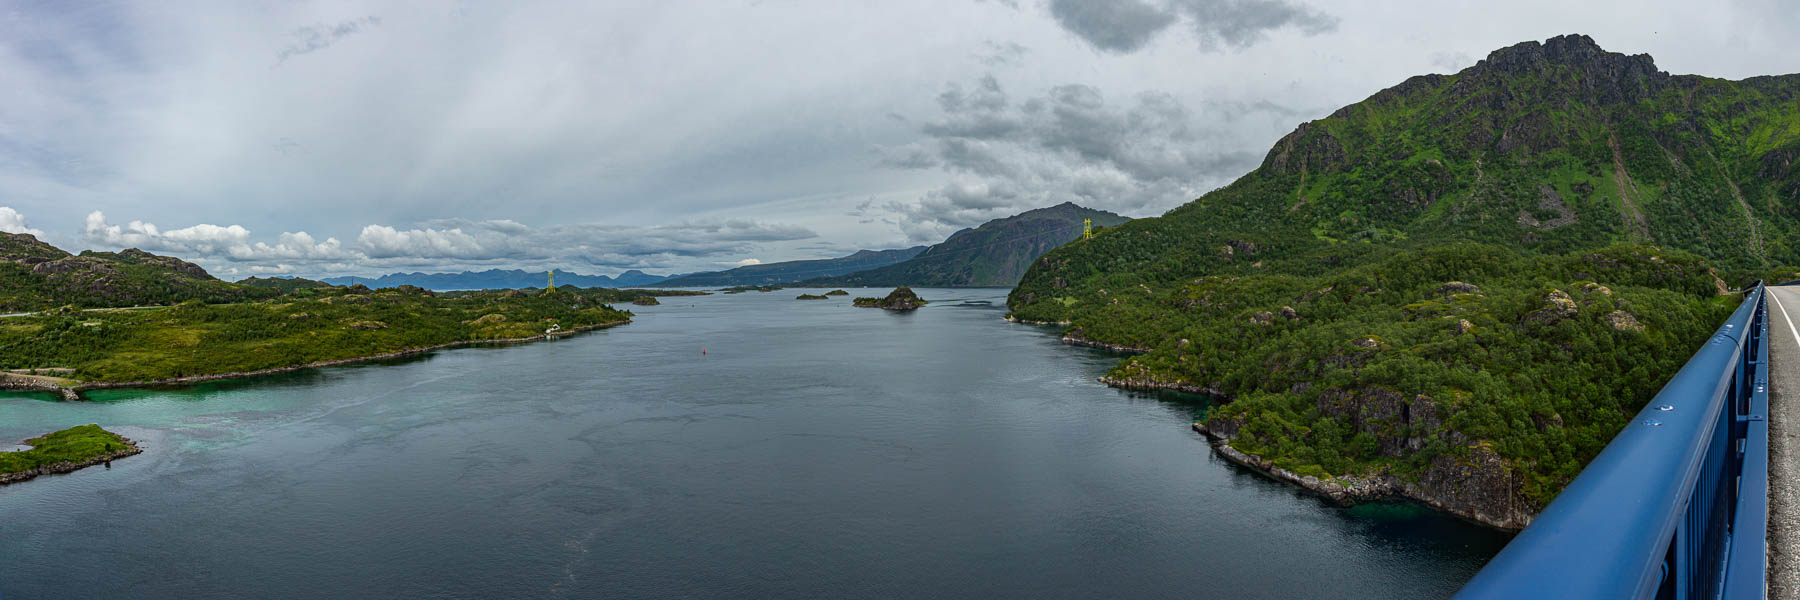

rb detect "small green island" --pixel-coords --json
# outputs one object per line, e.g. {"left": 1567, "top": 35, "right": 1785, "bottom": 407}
{"left": 722, "top": 285, "right": 783, "bottom": 294}
{"left": 824, "top": 290, "right": 849, "bottom": 296}
{"left": 853, "top": 287, "right": 927, "bottom": 310}
{"left": 795, "top": 294, "right": 829, "bottom": 300}
{"left": 0, "top": 424, "right": 141, "bottom": 485}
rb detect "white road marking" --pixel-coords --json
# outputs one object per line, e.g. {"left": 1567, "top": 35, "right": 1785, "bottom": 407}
{"left": 1770, "top": 287, "right": 1800, "bottom": 347}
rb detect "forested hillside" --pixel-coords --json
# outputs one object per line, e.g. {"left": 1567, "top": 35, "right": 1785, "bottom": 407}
{"left": 1006, "top": 35, "right": 1800, "bottom": 527}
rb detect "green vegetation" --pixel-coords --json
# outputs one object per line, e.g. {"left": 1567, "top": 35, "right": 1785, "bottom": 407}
{"left": 825, "top": 290, "right": 849, "bottom": 296}
{"left": 806, "top": 202, "right": 1129, "bottom": 287}
{"left": 722, "top": 285, "right": 783, "bottom": 294}
{"left": 854, "top": 287, "right": 928, "bottom": 310}
{"left": 1, "top": 233, "right": 277, "bottom": 311}
{"left": 796, "top": 294, "right": 829, "bottom": 300}
{"left": 0, "top": 284, "right": 635, "bottom": 384}
{"left": 0, "top": 424, "right": 135, "bottom": 476}
{"left": 238, "top": 276, "right": 333, "bottom": 292}
{"left": 1007, "top": 35, "right": 1800, "bottom": 514}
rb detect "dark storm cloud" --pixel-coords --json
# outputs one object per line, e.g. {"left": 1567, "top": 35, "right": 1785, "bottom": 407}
{"left": 1047, "top": 0, "right": 1178, "bottom": 53}
{"left": 1167, "top": 0, "right": 1338, "bottom": 50}
{"left": 1047, "top": 0, "right": 1337, "bottom": 53}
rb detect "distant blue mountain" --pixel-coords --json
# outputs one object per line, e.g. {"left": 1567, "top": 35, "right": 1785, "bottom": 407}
{"left": 658, "top": 246, "right": 928, "bottom": 287}
{"left": 320, "top": 268, "right": 676, "bottom": 291}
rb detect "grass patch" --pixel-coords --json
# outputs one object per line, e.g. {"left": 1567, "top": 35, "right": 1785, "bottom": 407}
{"left": 0, "top": 424, "right": 134, "bottom": 474}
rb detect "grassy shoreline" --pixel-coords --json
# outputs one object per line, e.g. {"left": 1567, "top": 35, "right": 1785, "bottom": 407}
{"left": 0, "top": 424, "right": 142, "bottom": 485}
{"left": 0, "top": 319, "right": 628, "bottom": 400}
{"left": 0, "top": 285, "right": 640, "bottom": 396}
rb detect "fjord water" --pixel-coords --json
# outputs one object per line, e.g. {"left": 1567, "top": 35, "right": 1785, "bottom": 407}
{"left": 0, "top": 288, "right": 1506, "bottom": 599}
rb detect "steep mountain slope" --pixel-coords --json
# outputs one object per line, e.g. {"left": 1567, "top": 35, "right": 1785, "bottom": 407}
{"left": 0, "top": 233, "right": 276, "bottom": 311}
{"left": 808, "top": 202, "right": 1130, "bottom": 287}
{"left": 319, "top": 268, "right": 677, "bottom": 290}
{"left": 659, "top": 246, "right": 927, "bottom": 287}
{"left": 1006, "top": 35, "right": 1800, "bottom": 527}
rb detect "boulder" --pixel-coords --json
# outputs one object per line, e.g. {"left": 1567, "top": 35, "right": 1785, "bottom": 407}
{"left": 1524, "top": 290, "right": 1578, "bottom": 324}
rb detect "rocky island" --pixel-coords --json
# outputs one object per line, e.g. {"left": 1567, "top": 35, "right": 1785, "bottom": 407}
{"left": 795, "top": 294, "right": 829, "bottom": 300}
{"left": 721, "top": 285, "right": 782, "bottom": 294}
{"left": 853, "top": 287, "right": 927, "bottom": 311}
{"left": 1, "top": 424, "right": 141, "bottom": 485}
{"left": 824, "top": 290, "right": 849, "bottom": 296}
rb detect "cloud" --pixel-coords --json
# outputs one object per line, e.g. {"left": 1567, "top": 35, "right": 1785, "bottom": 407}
{"left": 356, "top": 225, "right": 490, "bottom": 259}
{"left": 80, "top": 210, "right": 817, "bottom": 275}
{"left": 1167, "top": 0, "right": 1339, "bottom": 50}
{"left": 1047, "top": 0, "right": 1337, "bottom": 53}
{"left": 715, "top": 258, "right": 762, "bottom": 266}
{"left": 873, "top": 75, "right": 1272, "bottom": 241}
{"left": 1048, "top": 0, "right": 1178, "bottom": 53}
{"left": 0, "top": 206, "right": 44, "bottom": 236}
{"left": 84, "top": 211, "right": 353, "bottom": 261}
{"left": 276, "top": 16, "right": 381, "bottom": 63}
{"left": 1429, "top": 50, "right": 1474, "bottom": 72}
{"left": 975, "top": 40, "right": 1030, "bottom": 67}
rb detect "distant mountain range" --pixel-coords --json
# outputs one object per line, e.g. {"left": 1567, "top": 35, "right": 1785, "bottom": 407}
{"left": 658, "top": 246, "right": 928, "bottom": 287}
{"left": 281, "top": 203, "right": 1125, "bottom": 291}
{"left": 318, "top": 269, "right": 676, "bottom": 290}
{"left": 803, "top": 202, "right": 1130, "bottom": 287}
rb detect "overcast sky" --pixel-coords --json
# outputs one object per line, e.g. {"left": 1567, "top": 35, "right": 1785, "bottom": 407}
{"left": 1, "top": 0, "right": 1796, "bottom": 279}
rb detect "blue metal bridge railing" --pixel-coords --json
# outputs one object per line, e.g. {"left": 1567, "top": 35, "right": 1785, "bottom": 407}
{"left": 1456, "top": 283, "right": 1769, "bottom": 599}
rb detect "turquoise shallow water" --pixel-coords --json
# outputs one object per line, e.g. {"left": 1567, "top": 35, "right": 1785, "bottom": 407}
{"left": 0, "top": 288, "right": 1507, "bottom": 599}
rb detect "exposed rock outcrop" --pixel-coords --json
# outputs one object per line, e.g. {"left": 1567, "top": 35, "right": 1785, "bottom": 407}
{"left": 1606, "top": 310, "right": 1644, "bottom": 331}
{"left": 1524, "top": 289, "right": 1578, "bottom": 324}
{"left": 1196, "top": 423, "right": 1534, "bottom": 530}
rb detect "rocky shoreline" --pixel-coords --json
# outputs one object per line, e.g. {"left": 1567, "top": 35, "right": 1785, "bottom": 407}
{"left": 0, "top": 435, "right": 143, "bottom": 486}
{"left": 1191, "top": 421, "right": 1534, "bottom": 531}
{"left": 1003, "top": 315, "right": 1072, "bottom": 326}
{"left": 1097, "top": 375, "right": 1220, "bottom": 396}
{"left": 2, "top": 319, "right": 628, "bottom": 400}
{"left": 0, "top": 374, "right": 81, "bottom": 401}
{"left": 1059, "top": 334, "right": 1151, "bottom": 354}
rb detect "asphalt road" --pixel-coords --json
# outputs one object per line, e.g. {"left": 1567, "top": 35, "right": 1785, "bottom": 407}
{"left": 1761, "top": 284, "right": 1800, "bottom": 599}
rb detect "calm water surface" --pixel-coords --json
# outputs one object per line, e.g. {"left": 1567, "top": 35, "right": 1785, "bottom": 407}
{"left": 0, "top": 288, "right": 1507, "bottom": 599}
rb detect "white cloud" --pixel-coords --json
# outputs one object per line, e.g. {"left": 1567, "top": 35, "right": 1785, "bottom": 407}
{"left": 0, "top": 206, "right": 43, "bottom": 236}
{"left": 715, "top": 258, "right": 762, "bottom": 266}
{"left": 356, "top": 225, "right": 491, "bottom": 259}
{"left": 84, "top": 210, "right": 353, "bottom": 262}
{"left": 75, "top": 210, "right": 816, "bottom": 277}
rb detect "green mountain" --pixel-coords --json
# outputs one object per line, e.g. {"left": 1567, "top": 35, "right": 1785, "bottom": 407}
{"left": 238, "top": 276, "right": 334, "bottom": 293}
{"left": 0, "top": 233, "right": 277, "bottom": 311}
{"left": 1006, "top": 35, "right": 1800, "bottom": 528}
{"left": 659, "top": 246, "right": 927, "bottom": 287}
{"left": 807, "top": 202, "right": 1130, "bottom": 287}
